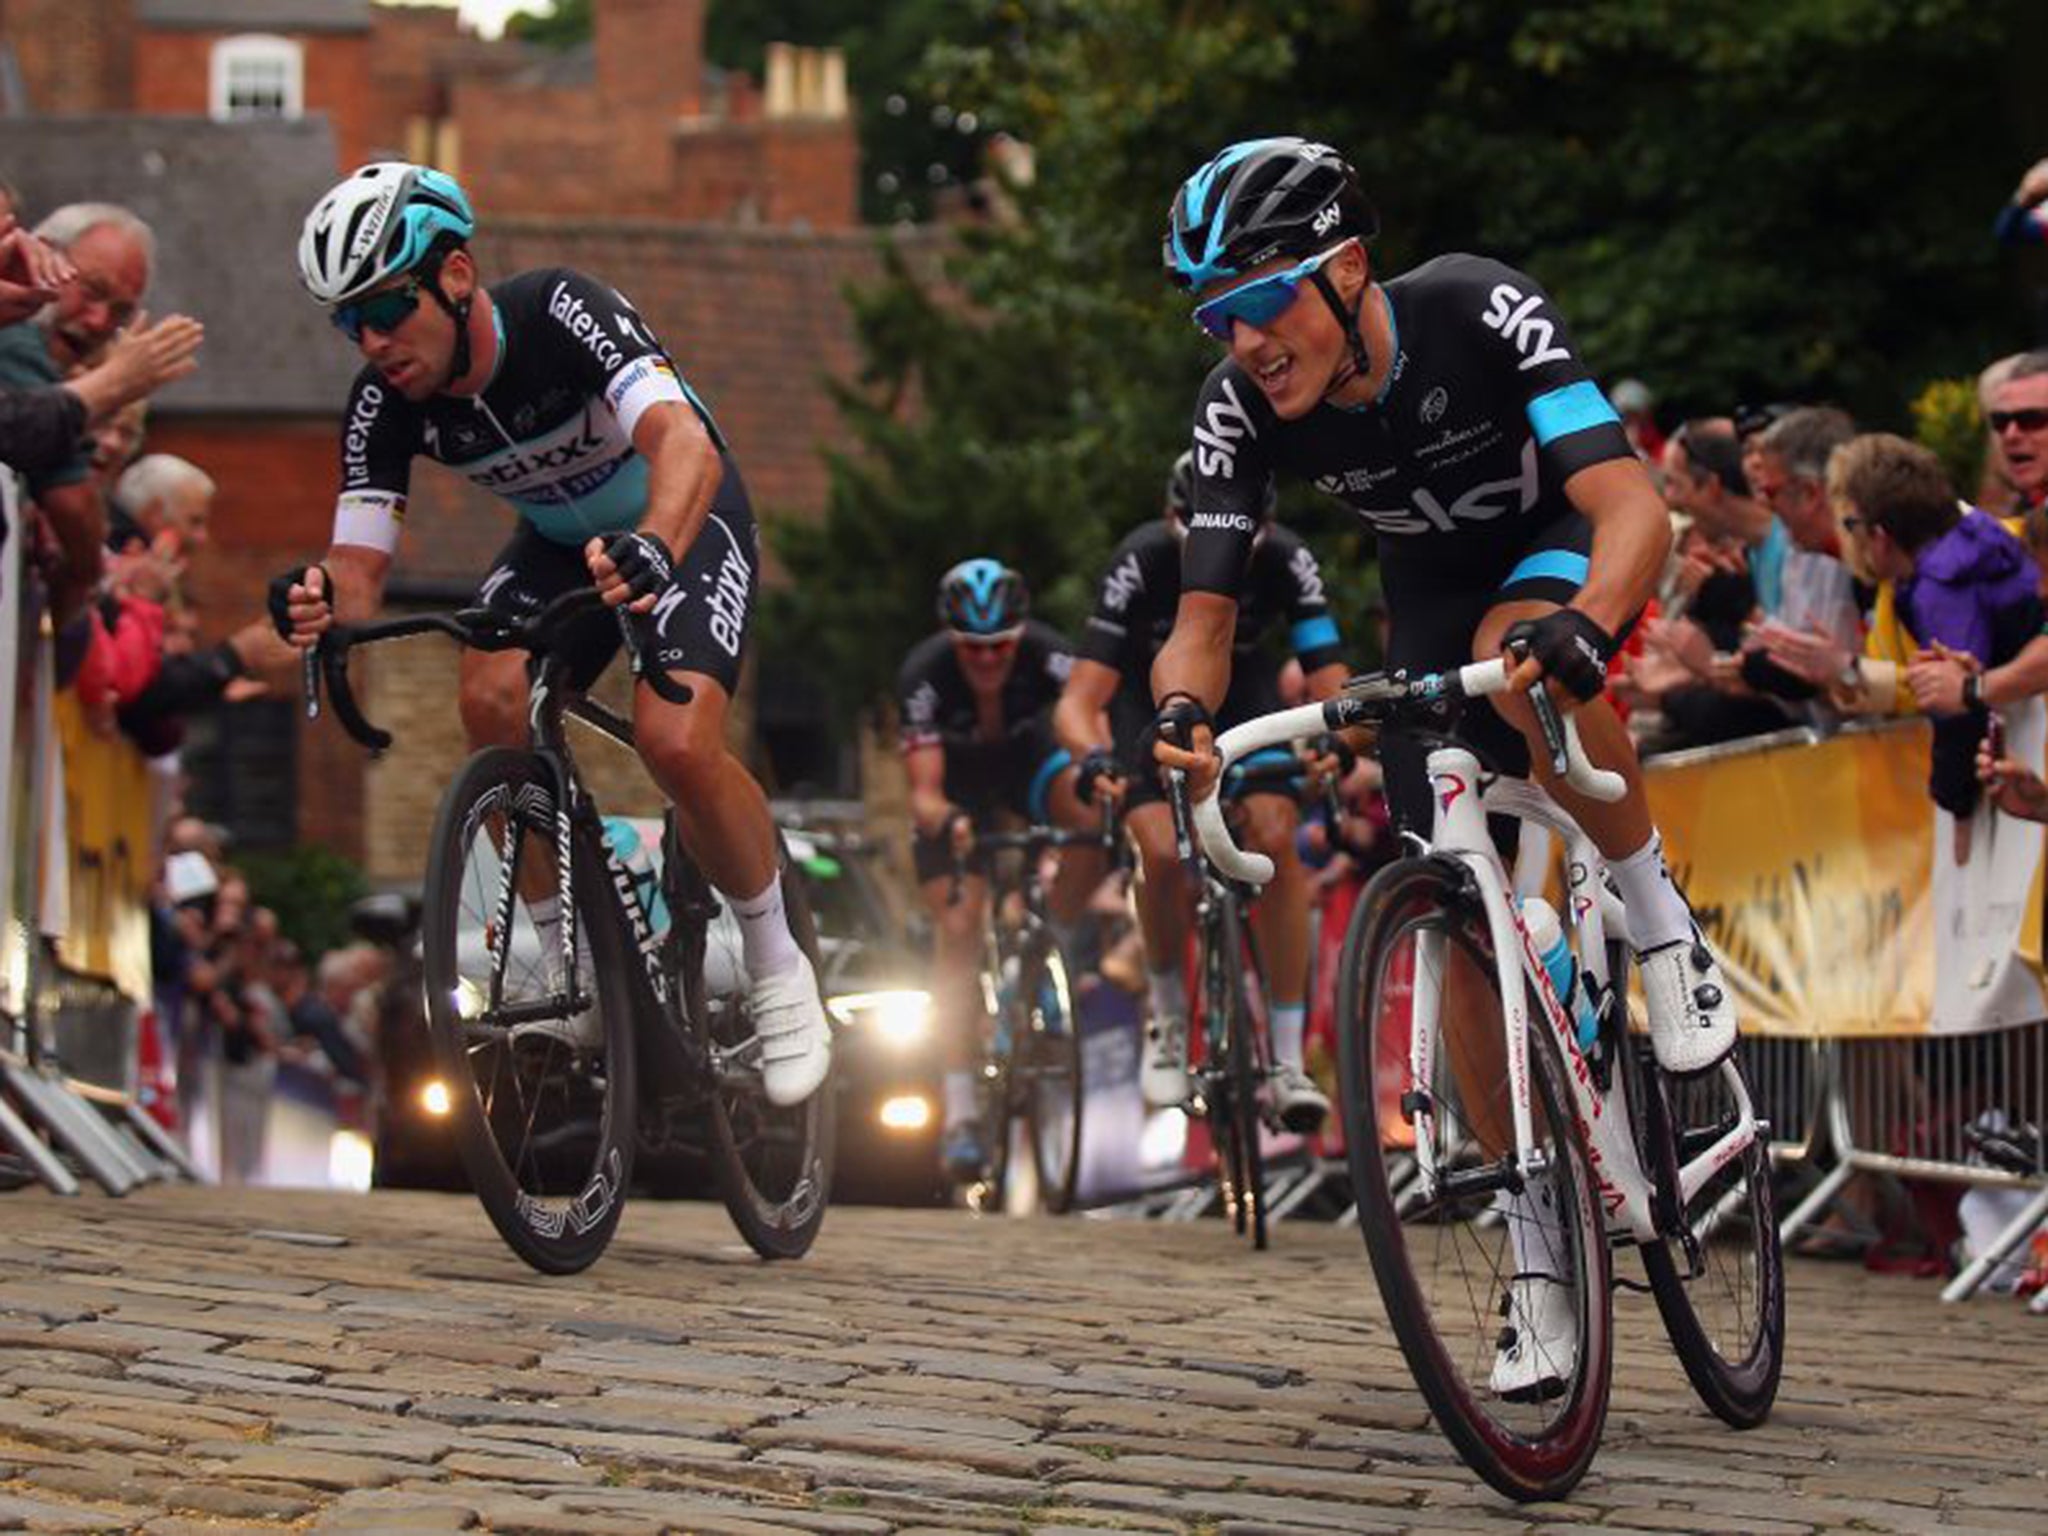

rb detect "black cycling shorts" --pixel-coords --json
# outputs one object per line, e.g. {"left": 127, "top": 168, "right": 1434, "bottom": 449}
{"left": 911, "top": 712, "right": 1073, "bottom": 883}
{"left": 1380, "top": 511, "right": 1595, "bottom": 834}
{"left": 472, "top": 479, "right": 759, "bottom": 698}
{"left": 1109, "top": 660, "right": 1294, "bottom": 813}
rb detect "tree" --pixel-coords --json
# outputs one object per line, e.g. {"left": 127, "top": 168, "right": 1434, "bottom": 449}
{"left": 771, "top": 0, "right": 2042, "bottom": 715}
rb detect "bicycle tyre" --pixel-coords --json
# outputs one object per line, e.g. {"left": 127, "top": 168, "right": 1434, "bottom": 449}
{"left": 679, "top": 834, "right": 834, "bottom": 1260}
{"left": 1024, "top": 940, "right": 1083, "bottom": 1214}
{"left": 421, "top": 748, "right": 639, "bottom": 1276}
{"left": 1337, "top": 856, "right": 1613, "bottom": 1502}
{"left": 1638, "top": 1049, "right": 1786, "bottom": 1429}
{"left": 1216, "top": 896, "right": 1268, "bottom": 1249}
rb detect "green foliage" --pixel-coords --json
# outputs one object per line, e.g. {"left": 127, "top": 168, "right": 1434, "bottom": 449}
{"left": 1911, "top": 378, "right": 1988, "bottom": 500}
{"left": 503, "top": 0, "right": 590, "bottom": 49}
{"left": 772, "top": 0, "right": 2041, "bottom": 714}
{"left": 240, "top": 845, "right": 369, "bottom": 960}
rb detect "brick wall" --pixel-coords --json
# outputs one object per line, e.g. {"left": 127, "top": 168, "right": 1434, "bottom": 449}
{"left": 130, "top": 29, "right": 377, "bottom": 170}
{"left": 0, "top": 0, "right": 132, "bottom": 115}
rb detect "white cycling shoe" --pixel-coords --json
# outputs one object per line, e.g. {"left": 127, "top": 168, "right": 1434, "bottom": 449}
{"left": 1639, "top": 926, "right": 1736, "bottom": 1076}
{"left": 1266, "top": 1061, "right": 1330, "bottom": 1135}
{"left": 510, "top": 1006, "right": 603, "bottom": 1053}
{"left": 1491, "top": 1273, "right": 1579, "bottom": 1402}
{"left": 748, "top": 952, "right": 832, "bottom": 1108}
{"left": 1140, "top": 1016, "right": 1192, "bottom": 1109}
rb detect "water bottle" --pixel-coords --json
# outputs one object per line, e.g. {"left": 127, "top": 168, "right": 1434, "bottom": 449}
{"left": 1521, "top": 896, "right": 1599, "bottom": 1052}
{"left": 601, "top": 816, "right": 669, "bottom": 938}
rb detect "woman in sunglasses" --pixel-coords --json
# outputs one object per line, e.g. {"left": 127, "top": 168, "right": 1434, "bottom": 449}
{"left": 266, "top": 161, "right": 831, "bottom": 1108}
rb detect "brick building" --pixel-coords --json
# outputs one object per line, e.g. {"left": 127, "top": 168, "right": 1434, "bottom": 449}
{"left": 0, "top": 2, "right": 930, "bottom": 886}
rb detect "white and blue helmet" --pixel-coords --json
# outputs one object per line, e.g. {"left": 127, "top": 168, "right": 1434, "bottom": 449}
{"left": 297, "top": 161, "right": 475, "bottom": 306}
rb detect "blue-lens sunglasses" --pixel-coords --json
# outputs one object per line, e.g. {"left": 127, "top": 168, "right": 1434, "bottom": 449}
{"left": 1191, "top": 242, "right": 1350, "bottom": 341}
{"left": 330, "top": 272, "right": 427, "bottom": 344}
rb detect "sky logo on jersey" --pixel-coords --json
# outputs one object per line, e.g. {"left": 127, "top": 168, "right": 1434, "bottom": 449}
{"left": 1100, "top": 551, "right": 1145, "bottom": 614}
{"left": 1288, "top": 543, "right": 1326, "bottom": 604}
{"left": 1351, "top": 436, "right": 1542, "bottom": 535}
{"left": 1481, "top": 282, "right": 1572, "bottom": 372}
{"left": 1193, "top": 377, "right": 1258, "bottom": 478}
{"left": 549, "top": 280, "right": 629, "bottom": 374}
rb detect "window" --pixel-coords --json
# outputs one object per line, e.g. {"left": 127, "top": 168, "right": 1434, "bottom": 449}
{"left": 210, "top": 34, "right": 303, "bottom": 122}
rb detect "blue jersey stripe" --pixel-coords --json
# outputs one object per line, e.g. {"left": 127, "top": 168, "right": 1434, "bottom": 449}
{"left": 1291, "top": 615, "right": 1341, "bottom": 655}
{"left": 1501, "top": 549, "right": 1589, "bottom": 591}
{"left": 1526, "top": 380, "right": 1620, "bottom": 446}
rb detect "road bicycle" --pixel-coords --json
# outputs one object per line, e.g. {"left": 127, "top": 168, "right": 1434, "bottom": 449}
{"left": 1163, "top": 753, "right": 1331, "bottom": 1251}
{"left": 947, "top": 817, "right": 1108, "bottom": 1214}
{"left": 306, "top": 587, "right": 834, "bottom": 1275}
{"left": 1192, "top": 655, "right": 1784, "bottom": 1500}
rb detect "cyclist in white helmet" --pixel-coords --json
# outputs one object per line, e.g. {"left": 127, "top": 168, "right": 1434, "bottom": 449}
{"left": 270, "top": 162, "right": 831, "bottom": 1107}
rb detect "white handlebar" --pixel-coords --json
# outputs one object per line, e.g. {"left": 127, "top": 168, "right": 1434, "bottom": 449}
{"left": 1187, "top": 658, "right": 1627, "bottom": 886}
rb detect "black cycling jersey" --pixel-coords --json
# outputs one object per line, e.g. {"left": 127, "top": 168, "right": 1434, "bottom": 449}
{"left": 1180, "top": 253, "right": 1632, "bottom": 596}
{"left": 897, "top": 620, "right": 1074, "bottom": 757}
{"left": 1080, "top": 518, "right": 1343, "bottom": 687}
{"left": 331, "top": 266, "right": 723, "bottom": 552}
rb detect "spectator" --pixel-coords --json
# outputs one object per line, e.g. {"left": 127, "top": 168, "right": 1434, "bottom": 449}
{"left": 1741, "top": 407, "right": 1864, "bottom": 710}
{"left": 1976, "top": 354, "right": 2025, "bottom": 516}
{"left": 275, "top": 943, "right": 369, "bottom": 1087}
{"left": 1993, "top": 155, "right": 2048, "bottom": 249}
{"left": 0, "top": 203, "right": 201, "bottom": 616}
{"left": 1610, "top": 377, "right": 1667, "bottom": 465}
{"left": 1979, "top": 733, "right": 2048, "bottom": 821}
{"left": 1833, "top": 436, "right": 2041, "bottom": 847}
{"left": 90, "top": 397, "right": 148, "bottom": 504}
{"left": 1988, "top": 351, "right": 2048, "bottom": 517}
{"left": 112, "top": 452, "right": 212, "bottom": 557}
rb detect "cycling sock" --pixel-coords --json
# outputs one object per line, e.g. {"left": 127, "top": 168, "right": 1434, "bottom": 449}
{"left": 1146, "top": 965, "right": 1188, "bottom": 1035}
{"left": 1269, "top": 1002, "right": 1307, "bottom": 1068}
{"left": 1501, "top": 1168, "right": 1568, "bottom": 1281}
{"left": 943, "top": 1071, "right": 977, "bottom": 1130}
{"left": 1610, "top": 832, "right": 1693, "bottom": 954}
{"left": 731, "top": 876, "right": 801, "bottom": 979}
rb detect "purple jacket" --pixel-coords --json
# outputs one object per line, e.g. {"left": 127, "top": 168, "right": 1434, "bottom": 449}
{"left": 1896, "top": 509, "right": 2041, "bottom": 665}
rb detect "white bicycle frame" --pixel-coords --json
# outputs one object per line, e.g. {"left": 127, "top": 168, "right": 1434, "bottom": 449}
{"left": 1193, "top": 659, "right": 1762, "bottom": 1246}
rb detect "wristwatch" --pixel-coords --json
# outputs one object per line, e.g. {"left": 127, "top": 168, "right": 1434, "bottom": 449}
{"left": 1963, "top": 671, "right": 1985, "bottom": 711}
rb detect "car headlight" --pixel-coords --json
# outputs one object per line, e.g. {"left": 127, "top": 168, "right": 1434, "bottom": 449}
{"left": 826, "top": 988, "right": 933, "bottom": 1048}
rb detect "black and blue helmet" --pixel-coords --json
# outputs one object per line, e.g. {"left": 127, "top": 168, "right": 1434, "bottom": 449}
{"left": 937, "top": 558, "right": 1029, "bottom": 636}
{"left": 1164, "top": 137, "right": 1377, "bottom": 292}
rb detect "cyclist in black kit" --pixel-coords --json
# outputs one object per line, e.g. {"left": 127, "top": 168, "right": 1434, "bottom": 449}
{"left": 1149, "top": 137, "right": 1738, "bottom": 1393}
{"left": 1054, "top": 454, "right": 1347, "bottom": 1131}
{"left": 267, "top": 162, "right": 829, "bottom": 1107}
{"left": 901, "top": 559, "right": 1100, "bottom": 1178}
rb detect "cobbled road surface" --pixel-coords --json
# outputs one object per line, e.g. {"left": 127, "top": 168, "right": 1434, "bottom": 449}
{"left": 0, "top": 1186, "right": 2042, "bottom": 1534}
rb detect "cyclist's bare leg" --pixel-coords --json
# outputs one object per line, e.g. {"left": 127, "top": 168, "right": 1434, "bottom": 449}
{"left": 1125, "top": 801, "right": 1192, "bottom": 966}
{"left": 920, "top": 871, "right": 989, "bottom": 1122}
{"left": 1442, "top": 944, "right": 1513, "bottom": 1156}
{"left": 632, "top": 670, "right": 776, "bottom": 899}
{"left": 1042, "top": 766, "right": 1106, "bottom": 927}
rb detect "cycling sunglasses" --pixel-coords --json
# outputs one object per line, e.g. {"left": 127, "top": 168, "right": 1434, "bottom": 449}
{"left": 948, "top": 628, "right": 1022, "bottom": 652}
{"left": 330, "top": 272, "right": 427, "bottom": 344}
{"left": 1989, "top": 407, "right": 2048, "bottom": 434}
{"left": 1191, "top": 243, "right": 1348, "bottom": 341}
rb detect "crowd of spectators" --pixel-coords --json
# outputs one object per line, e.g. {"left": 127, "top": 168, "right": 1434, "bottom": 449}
{"left": 0, "top": 183, "right": 381, "bottom": 1183}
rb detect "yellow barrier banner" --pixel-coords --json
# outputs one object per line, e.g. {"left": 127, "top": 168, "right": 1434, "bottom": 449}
{"left": 1645, "top": 715, "right": 2045, "bottom": 1037}
{"left": 52, "top": 692, "right": 153, "bottom": 1004}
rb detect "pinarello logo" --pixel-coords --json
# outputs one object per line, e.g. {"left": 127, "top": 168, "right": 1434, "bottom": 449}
{"left": 1434, "top": 773, "right": 1466, "bottom": 814}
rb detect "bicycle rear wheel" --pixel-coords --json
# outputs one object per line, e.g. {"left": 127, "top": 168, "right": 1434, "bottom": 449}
{"left": 1637, "top": 1046, "right": 1785, "bottom": 1428}
{"left": 678, "top": 835, "right": 834, "bottom": 1260}
{"left": 1022, "top": 941, "right": 1083, "bottom": 1214}
{"left": 1337, "top": 856, "right": 1612, "bottom": 1502}
{"left": 421, "top": 748, "right": 638, "bottom": 1275}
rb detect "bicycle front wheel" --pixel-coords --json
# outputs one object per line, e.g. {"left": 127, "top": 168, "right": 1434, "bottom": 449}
{"left": 1211, "top": 896, "right": 1267, "bottom": 1250}
{"left": 1637, "top": 1048, "right": 1785, "bottom": 1428}
{"left": 1022, "top": 942, "right": 1083, "bottom": 1214}
{"left": 421, "top": 748, "right": 639, "bottom": 1275}
{"left": 681, "top": 836, "right": 834, "bottom": 1260}
{"left": 1337, "top": 856, "right": 1613, "bottom": 1502}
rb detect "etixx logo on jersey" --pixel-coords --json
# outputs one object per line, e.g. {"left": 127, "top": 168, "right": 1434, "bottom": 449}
{"left": 1193, "top": 377, "right": 1258, "bottom": 479}
{"left": 1481, "top": 282, "right": 1572, "bottom": 372}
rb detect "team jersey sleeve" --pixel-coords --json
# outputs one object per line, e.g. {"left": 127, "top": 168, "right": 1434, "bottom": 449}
{"left": 1182, "top": 361, "right": 1280, "bottom": 597}
{"left": 332, "top": 369, "right": 417, "bottom": 554}
{"left": 1457, "top": 256, "right": 1633, "bottom": 483}
{"left": 1031, "top": 623, "right": 1077, "bottom": 700}
{"left": 1078, "top": 529, "right": 1157, "bottom": 669}
{"left": 896, "top": 643, "right": 943, "bottom": 755}
{"left": 1265, "top": 528, "right": 1346, "bottom": 672}
{"left": 537, "top": 267, "right": 720, "bottom": 447}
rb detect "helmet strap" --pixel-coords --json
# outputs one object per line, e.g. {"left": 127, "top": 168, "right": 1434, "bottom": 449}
{"left": 1309, "top": 267, "right": 1372, "bottom": 404}
{"left": 420, "top": 256, "right": 474, "bottom": 389}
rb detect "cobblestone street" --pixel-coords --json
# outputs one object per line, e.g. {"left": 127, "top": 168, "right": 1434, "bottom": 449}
{"left": 0, "top": 1186, "right": 2041, "bottom": 1534}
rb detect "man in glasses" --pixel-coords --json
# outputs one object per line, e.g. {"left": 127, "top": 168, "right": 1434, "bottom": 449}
{"left": 1053, "top": 452, "right": 1346, "bottom": 1130}
{"left": 267, "top": 162, "right": 831, "bottom": 1108}
{"left": 897, "top": 559, "right": 1095, "bottom": 1179}
{"left": 1149, "top": 136, "right": 1737, "bottom": 1397}
{"left": 1989, "top": 352, "right": 2048, "bottom": 516}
